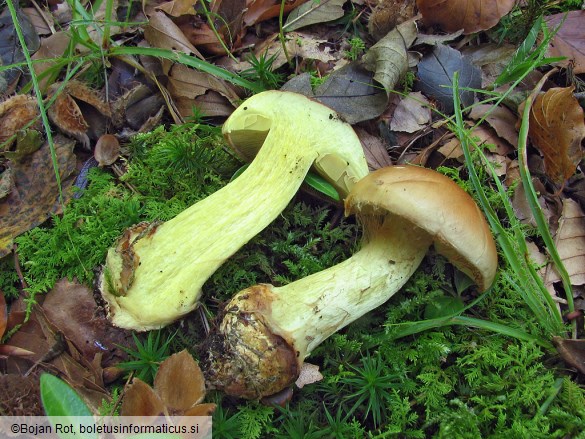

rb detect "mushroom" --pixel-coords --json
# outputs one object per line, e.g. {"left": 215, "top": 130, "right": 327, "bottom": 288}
{"left": 203, "top": 165, "right": 498, "bottom": 399}
{"left": 99, "top": 91, "right": 369, "bottom": 330}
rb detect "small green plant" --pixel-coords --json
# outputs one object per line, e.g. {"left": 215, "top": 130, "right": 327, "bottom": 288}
{"left": 117, "top": 330, "right": 176, "bottom": 383}
{"left": 338, "top": 354, "right": 405, "bottom": 429}
{"left": 240, "top": 51, "right": 285, "bottom": 91}
{"left": 401, "top": 70, "right": 416, "bottom": 93}
{"left": 344, "top": 37, "right": 366, "bottom": 61}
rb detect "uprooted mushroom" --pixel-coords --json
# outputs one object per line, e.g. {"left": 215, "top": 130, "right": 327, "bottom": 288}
{"left": 203, "top": 165, "right": 498, "bottom": 399}
{"left": 99, "top": 91, "right": 369, "bottom": 330}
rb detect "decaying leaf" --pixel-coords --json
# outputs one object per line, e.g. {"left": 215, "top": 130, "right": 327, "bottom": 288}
{"left": 31, "top": 32, "right": 71, "bottom": 91}
{"left": 416, "top": 0, "right": 515, "bottom": 34}
{"left": 284, "top": 0, "right": 347, "bottom": 32}
{"left": 468, "top": 103, "right": 519, "bottom": 147}
{"left": 545, "top": 199, "right": 585, "bottom": 288}
{"left": 526, "top": 86, "right": 585, "bottom": 185}
{"left": 255, "top": 32, "right": 337, "bottom": 70}
{"left": 167, "top": 64, "right": 241, "bottom": 117}
{"left": 94, "top": 134, "right": 120, "bottom": 167}
{"left": 368, "top": 0, "right": 416, "bottom": 41}
{"left": 42, "top": 279, "right": 132, "bottom": 367}
{"left": 416, "top": 44, "right": 481, "bottom": 113}
{"left": 362, "top": 20, "right": 418, "bottom": 98}
{"left": 355, "top": 127, "right": 393, "bottom": 170}
{"left": 553, "top": 336, "right": 585, "bottom": 375}
{"left": 546, "top": 11, "right": 585, "bottom": 74}
{"left": 244, "top": 0, "right": 308, "bottom": 26}
{"left": 121, "top": 350, "right": 216, "bottom": 416}
{"left": 0, "top": 374, "right": 43, "bottom": 415}
{"left": 0, "top": 136, "right": 76, "bottom": 257}
{"left": 144, "top": 10, "right": 203, "bottom": 60}
{"left": 47, "top": 81, "right": 112, "bottom": 149}
{"left": 390, "top": 91, "right": 431, "bottom": 133}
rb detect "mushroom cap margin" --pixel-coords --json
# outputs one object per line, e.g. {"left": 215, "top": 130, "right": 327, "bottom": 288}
{"left": 344, "top": 165, "right": 498, "bottom": 291}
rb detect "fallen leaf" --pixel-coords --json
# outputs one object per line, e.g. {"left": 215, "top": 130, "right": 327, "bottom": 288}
{"left": 390, "top": 91, "right": 431, "bottom": 133}
{"left": 243, "top": 0, "right": 308, "bottom": 26}
{"left": 355, "top": 127, "right": 393, "bottom": 170}
{"left": 362, "top": 20, "right": 418, "bottom": 98}
{"left": 167, "top": 64, "right": 240, "bottom": 117}
{"left": 415, "top": 44, "right": 481, "bottom": 113}
{"left": 22, "top": 7, "right": 53, "bottom": 36}
{"left": 526, "top": 86, "right": 585, "bottom": 185}
{"left": 468, "top": 103, "right": 519, "bottom": 147}
{"left": 295, "top": 362, "right": 323, "bottom": 388}
{"left": 0, "top": 136, "right": 76, "bottom": 257}
{"left": 144, "top": 10, "right": 203, "bottom": 59}
{"left": 31, "top": 32, "right": 71, "bottom": 91}
{"left": 122, "top": 350, "right": 215, "bottom": 416}
{"left": 284, "top": 0, "right": 347, "bottom": 32}
{"left": 42, "top": 279, "right": 132, "bottom": 367}
{"left": 416, "top": 0, "right": 515, "bottom": 34}
{"left": 0, "top": 374, "right": 43, "bottom": 415}
{"left": 553, "top": 336, "right": 585, "bottom": 375}
{"left": 156, "top": 0, "right": 197, "bottom": 16}
{"left": 415, "top": 30, "right": 464, "bottom": 46}
{"left": 546, "top": 11, "right": 585, "bottom": 74}
{"left": 255, "top": 32, "right": 337, "bottom": 70}
{"left": 154, "top": 350, "right": 206, "bottom": 411}
{"left": 367, "top": 0, "right": 416, "bottom": 41}
{"left": 545, "top": 199, "right": 585, "bottom": 288}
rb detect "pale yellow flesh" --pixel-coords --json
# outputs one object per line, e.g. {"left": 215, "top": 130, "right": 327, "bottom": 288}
{"left": 101, "top": 124, "right": 319, "bottom": 330}
{"left": 264, "top": 215, "right": 433, "bottom": 360}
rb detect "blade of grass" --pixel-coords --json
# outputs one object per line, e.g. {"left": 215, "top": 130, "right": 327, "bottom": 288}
{"left": 108, "top": 46, "right": 264, "bottom": 93}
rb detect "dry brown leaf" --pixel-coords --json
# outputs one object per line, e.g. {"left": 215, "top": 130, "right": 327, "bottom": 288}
{"left": 416, "top": 0, "right": 515, "bottom": 34}
{"left": 553, "top": 336, "right": 585, "bottom": 374}
{"left": 31, "top": 32, "right": 71, "bottom": 91}
{"left": 0, "top": 136, "right": 76, "bottom": 257}
{"left": 355, "top": 127, "right": 393, "bottom": 170}
{"left": 546, "top": 11, "right": 585, "bottom": 74}
{"left": 468, "top": 104, "right": 519, "bottom": 147}
{"left": 390, "top": 91, "right": 431, "bottom": 133}
{"left": 157, "top": 0, "right": 197, "bottom": 16}
{"left": 545, "top": 199, "right": 585, "bottom": 288}
{"left": 167, "top": 64, "right": 240, "bottom": 117}
{"left": 154, "top": 350, "right": 206, "bottom": 411}
{"left": 22, "top": 7, "right": 53, "bottom": 36}
{"left": 244, "top": 0, "right": 308, "bottom": 26}
{"left": 0, "top": 374, "right": 43, "bottom": 415}
{"left": 526, "top": 86, "right": 585, "bottom": 185}
{"left": 121, "top": 378, "right": 166, "bottom": 416}
{"left": 42, "top": 279, "right": 132, "bottom": 367}
{"left": 144, "top": 10, "right": 203, "bottom": 59}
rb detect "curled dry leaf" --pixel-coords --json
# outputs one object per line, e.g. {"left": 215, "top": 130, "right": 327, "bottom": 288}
{"left": 468, "top": 103, "right": 518, "bottom": 147}
{"left": 122, "top": 350, "right": 216, "bottom": 416}
{"left": 416, "top": 0, "right": 515, "bottom": 34}
{"left": 362, "top": 20, "right": 418, "bottom": 98}
{"left": 526, "top": 86, "right": 585, "bottom": 185}
{"left": 243, "top": 0, "right": 308, "bottom": 26}
{"left": 144, "top": 10, "right": 203, "bottom": 61}
{"left": 94, "top": 134, "right": 120, "bottom": 167}
{"left": 355, "top": 127, "right": 393, "bottom": 170}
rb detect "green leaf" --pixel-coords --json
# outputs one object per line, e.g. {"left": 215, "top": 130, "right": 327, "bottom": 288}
{"left": 40, "top": 374, "right": 93, "bottom": 417}
{"left": 424, "top": 296, "right": 465, "bottom": 319}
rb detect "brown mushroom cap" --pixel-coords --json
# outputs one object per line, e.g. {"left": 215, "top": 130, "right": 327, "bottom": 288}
{"left": 344, "top": 165, "right": 498, "bottom": 291}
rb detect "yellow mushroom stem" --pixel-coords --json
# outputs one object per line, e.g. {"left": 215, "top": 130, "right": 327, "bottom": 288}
{"left": 203, "top": 215, "right": 433, "bottom": 399}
